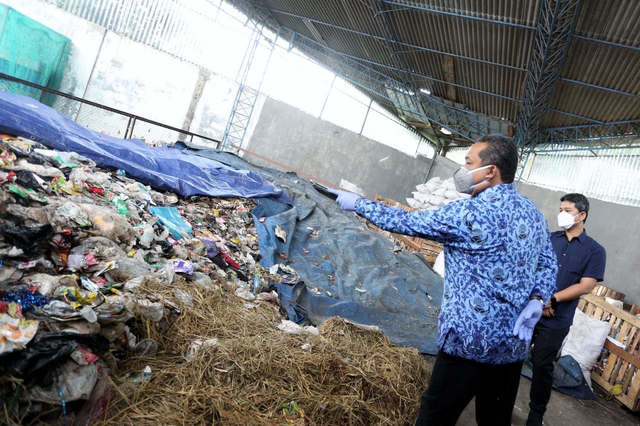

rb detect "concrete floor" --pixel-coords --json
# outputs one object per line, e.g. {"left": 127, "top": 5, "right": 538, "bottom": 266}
{"left": 456, "top": 376, "right": 640, "bottom": 426}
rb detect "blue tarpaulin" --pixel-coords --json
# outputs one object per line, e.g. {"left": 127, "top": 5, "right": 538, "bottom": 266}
{"left": 0, "top": 92, "right": 292, "bottom": 204}
{"left": 184, "top": 148, "right": 444, "bottom": 354}
{"left": 522, "top": 355, "right": 596, "bottom": 400}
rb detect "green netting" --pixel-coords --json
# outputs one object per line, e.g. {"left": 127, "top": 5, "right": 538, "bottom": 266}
{"left": 0, "top": 4, "right": 70, "bottom": 106}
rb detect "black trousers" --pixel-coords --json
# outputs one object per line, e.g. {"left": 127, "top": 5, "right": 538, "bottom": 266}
{"left": 528, "top": 323, "right": 571, "bottom": 416}
{"left": 415, "top": 351, "right": 523, "bottom": 426}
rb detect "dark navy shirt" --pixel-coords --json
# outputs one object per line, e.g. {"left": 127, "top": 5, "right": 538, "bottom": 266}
{"left": 539, "top": 230, "right": 606, "bottom": 329}
{"left": 355, "top": 184, "right": 557, "bottom": 364}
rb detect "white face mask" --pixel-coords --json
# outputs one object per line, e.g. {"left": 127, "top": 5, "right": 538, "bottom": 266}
{"left": 557, "top": 211, "right": 581, "bottom": 230}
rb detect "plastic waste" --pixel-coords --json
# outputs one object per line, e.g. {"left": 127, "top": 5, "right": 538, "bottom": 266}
{"left": 185, "top": 338, "right": 218, "bottom": 360}
{"left": 133, "top": 339, "right": 158, "bottom": 357}
{"left": 23, "top": 273, "right": 61, "bottom": 297}
{"left": 136, "top": 223, "right": 155, "bottom": 248}
{"left": 149, "top": 206, "right": 193, "bottom": 240}
{"left": 105, "top": 190, "right": 130, "bottom": 215}
{"left": 1, "top": 331, "right": 109, "bottom": 380}
{"left": 174, "top": 288, "right": 194, "bottom": 308}
{"left": 171, "top": 259, "right": 194, "bottom": 275}
{"left": 69, "top": 237, "right": 127, "bottom": 260}
{"left": 57, "top": 201, "right": 92, "bottom": 227}
{"left": 14, "top": 170, "right": 49, "bottom": 192}
{"left": 17, "top": 257, "right": 55, "bottom": 270}
{"left": 12, "top": 159, "right": 64, "bottom": 177}
{"left": 0, "top": 219, "right": 54, "bottom": 256}
{"left": 0, "top": 313, "right": 39, "bottom": 354}
{"left": 105, "top": 258, "right": 153, "bottom": 282}
{"left": 29, "top": 361, "right": 98, "bottom": 403}
{"left": 277, "top": 320, "right": 319, "bottom": 336}
{"left": 136, "top": 300, "right": 164, "bottom": 322}
{"left": 125, "top": 365, "right": 152, "bottom": 384}
{"left": 77, "top": 204, "right": 135, "bottom": 246}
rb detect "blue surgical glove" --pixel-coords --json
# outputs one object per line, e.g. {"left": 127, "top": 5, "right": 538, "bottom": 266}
{"left": 513, "top": 300, "right": 544, "bottom": 341}
{"left": 327, "top": 188, "right": 362, "bottom": 211}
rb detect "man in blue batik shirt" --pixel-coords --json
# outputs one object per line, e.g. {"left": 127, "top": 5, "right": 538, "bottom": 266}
{"left": 329, "top": 134, "right": 557, "bottom": 426}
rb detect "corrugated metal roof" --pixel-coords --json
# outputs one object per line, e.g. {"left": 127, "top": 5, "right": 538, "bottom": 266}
{"left": 229, "top": 0, "right": 640, "bottom": 148}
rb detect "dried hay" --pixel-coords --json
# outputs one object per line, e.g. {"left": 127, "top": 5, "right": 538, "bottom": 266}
{"left": 99, "top": 278, "right": 432, "bottom": 425}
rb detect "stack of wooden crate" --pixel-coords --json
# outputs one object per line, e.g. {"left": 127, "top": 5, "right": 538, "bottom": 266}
{"left": 369, "top": 195, "right": 443, "bottom": 265}
{"left": 577, "top": 289, "right": 640, "bottom": 411}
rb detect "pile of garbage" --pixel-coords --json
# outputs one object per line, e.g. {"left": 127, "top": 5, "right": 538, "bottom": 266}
{"left": 0, "top": 134, "right": 431, "bottom": 425}
{"left": 405, "top": 176, "right": 469, "bottom": 210}
{"left": 0, "top": 134, "right": 270, "bottom": 422}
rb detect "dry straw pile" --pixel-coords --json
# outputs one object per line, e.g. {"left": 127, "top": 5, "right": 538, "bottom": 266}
{"left": 100, "top": 278, "right": 432, "bottom": 425}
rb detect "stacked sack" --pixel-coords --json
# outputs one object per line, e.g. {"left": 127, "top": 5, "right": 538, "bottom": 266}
{"left": 406, "top": 176, "right": 470, "bottom": 210}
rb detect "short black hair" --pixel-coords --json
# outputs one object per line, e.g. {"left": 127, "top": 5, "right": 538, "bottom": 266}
{"left": 475, "top": 134, "right": 518, "bottom": 183}
{"left": 561, "top": 193, "right": 590, "bottom": 223}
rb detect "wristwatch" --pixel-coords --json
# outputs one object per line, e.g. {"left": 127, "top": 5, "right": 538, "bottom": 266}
{"left": 550, "top": 296, "right": 558, "bottom": 310}
{"left": 530, "top": 295, "right": 545, "bottom": 305}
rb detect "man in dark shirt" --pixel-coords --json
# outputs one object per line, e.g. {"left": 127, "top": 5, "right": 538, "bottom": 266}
{"left": 526, "top": 193, "right": 606, "bottom": 426}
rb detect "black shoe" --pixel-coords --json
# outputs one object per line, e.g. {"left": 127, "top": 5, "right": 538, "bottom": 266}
{"left": 525, "top": 410, "right": 543, "bottom": 426}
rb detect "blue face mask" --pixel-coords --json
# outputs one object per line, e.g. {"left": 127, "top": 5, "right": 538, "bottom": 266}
{"left": 453, "top": 165, "right": 493, "bottom": 195}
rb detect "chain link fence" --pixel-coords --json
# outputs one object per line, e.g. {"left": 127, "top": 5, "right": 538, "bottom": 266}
{"left": 0, "top": 73, "right": 221, "bottom": 149}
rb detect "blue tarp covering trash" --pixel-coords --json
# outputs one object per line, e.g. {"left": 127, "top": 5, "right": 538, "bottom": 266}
{"left": 0, "top": 92, "right": 442, "bottom": 354}
{"left": 0, "top": 91, "right": 292, "bottom": 204}
{"left": 181, "top": 147, "right": 443, "bottom": 354}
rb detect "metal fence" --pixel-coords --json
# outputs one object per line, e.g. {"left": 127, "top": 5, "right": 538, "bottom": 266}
{"left": 0, "top": 73, "right": 221, "bottom": 149}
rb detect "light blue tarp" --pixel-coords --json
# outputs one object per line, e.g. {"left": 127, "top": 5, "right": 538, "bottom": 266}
{"left": 0, "top": 92, "right": 292, "bottom": 204}
{"left": 180, "top": 146, "right": 443, "bottom": 354}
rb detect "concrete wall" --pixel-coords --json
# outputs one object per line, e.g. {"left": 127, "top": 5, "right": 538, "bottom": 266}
{"left": 244, "top": 97, "right": 432, "bottom": 202}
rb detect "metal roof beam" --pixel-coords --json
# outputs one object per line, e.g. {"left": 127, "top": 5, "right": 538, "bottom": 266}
{"left": 270, "top": 9, "right": 527, "bottom": 71}
{"left": 378, "top": 0, "right": 537, "bottom": 29}
{"left": 559, "top": 78, "right": 640, "bottom": 100}
{"left": 535, "top": 121, "right": 640, "bottom": 146}
{"left": 546, "top": 108, "right": 604, "bottom": 124}
{"left": 379, "top": 0, "right": 640, "bottom": 53}
{"left": 571, "top": 35, "right": 640, "bottom": 53}
{"left": 515, "top": 0, "right": 583, "bottom": 149}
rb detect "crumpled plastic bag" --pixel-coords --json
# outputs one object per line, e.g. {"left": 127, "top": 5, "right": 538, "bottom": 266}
{"left": 29, "top": 361, "right": 98, "bottom": 403}
{"left": 277, "top": 320, "right": 319, "bottom": 336}
{"left": 0, "top": 313, "right": 39, "bottom": 355}
{"left": 57, "top": 201, "right": 92, "bottom": 228}
{"left": 149, "top": 206, "right": 193, "bottom": 240}
{"left": 69, "top": 237, "right": 127, "bottom": 260}
{"left": 0, "top": 331, "right": 108, "bottom": 380}
{"left": 0, "top": 218, "right": 54, "bottom": 256}
{"left": 78, "top": 204, "right": 135, "bottom": 246}
{"left": 22, "top": 273, "right": 60, "bottom": 297}
{"left": 104, "top": 257, "right": 153, "bottom": 282}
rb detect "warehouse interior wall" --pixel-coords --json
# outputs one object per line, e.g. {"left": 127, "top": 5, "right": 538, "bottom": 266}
{"left": 242, "top": 97, "right": 432, "bottom": 202}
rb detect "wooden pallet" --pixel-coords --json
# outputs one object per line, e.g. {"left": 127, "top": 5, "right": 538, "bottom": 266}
{"left": 371, "top": 195, "right": 443, "bottom": 265}
{"left": 592, "top": 284, "right": 626, "bottom": 301}
{"left": 578, "top": 294, "right": 640, "bottom": 411}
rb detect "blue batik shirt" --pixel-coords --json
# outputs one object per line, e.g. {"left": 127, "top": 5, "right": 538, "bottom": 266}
{"left": 355, "top": 183, "right": 557, "bottom": 364}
